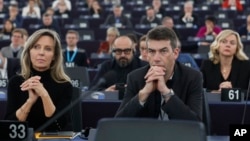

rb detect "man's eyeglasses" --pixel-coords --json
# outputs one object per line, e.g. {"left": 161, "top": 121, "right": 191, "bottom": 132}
{"left": 113, "top": 48, "right": 132, "bottom": 55}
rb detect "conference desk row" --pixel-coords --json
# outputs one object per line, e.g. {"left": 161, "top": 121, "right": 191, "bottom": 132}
{"left": 1, "top": 92, "right": 250, "bottom": 136}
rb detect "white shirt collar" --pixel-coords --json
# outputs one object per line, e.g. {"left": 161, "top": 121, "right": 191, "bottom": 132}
{"left": 67, "top": 47, "right": 77, "bottom": 51}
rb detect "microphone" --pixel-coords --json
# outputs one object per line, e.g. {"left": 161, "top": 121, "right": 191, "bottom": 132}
{"left": 91, "top": 70, "right": 117, "bottom": 91}
{"left": 241, "top": 78, "right": 250, "bottom": 124}
{"left": 35, "top": 70, "right": 117, "bottom": 132}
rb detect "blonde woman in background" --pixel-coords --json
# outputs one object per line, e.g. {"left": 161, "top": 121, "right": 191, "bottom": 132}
{"left": 200, "top": 29, "right": 250, "bottom": 93}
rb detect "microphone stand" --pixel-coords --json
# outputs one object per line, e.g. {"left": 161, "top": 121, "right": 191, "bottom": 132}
{"left": 241, "top": 79, "right": 250, "bottom": 124}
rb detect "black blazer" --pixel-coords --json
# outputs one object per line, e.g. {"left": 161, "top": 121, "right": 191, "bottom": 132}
{"left": 115, "top": 62, "right": 203, "bottom": 121}
{"left": 90, "top": 57, "right": 148, "bottom": 90}
{"left": 200, "top": 58, "right": 250, "bottom": 91}
{"left": 63, "top": 49, "right": 89, "bottom": 67}
{"left": 7, "top": 58, "right": 20, "bottom": 79}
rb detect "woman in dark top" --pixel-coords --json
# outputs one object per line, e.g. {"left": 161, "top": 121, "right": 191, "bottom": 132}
{"left": 0, "top": 19, "right": 15, "bottom": 39}
{"left": 4, "top": 29, "right": 73, "bottom": 131}
{"left": 89, "top": 0, "right": 102, "bottom": 17}
{"left": 200, "top": 29, "right": 250, "bottom": 93}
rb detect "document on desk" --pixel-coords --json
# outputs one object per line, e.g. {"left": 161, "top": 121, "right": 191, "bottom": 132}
{"left": 35, "top": 131, "right": 80, "bottom": 139}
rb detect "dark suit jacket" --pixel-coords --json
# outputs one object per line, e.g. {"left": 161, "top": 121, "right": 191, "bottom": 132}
{"left": 200, "top": 58, "right": 250, "bottom": 91}
{"left": 139, "top": 16, "right": 161, "bottom": 26}
{"left": 104, "top": 14, "right": 132, "bottom": 28}
{"left": 90, "top": 57, "right": 148, "bottom": 90}
{"left": 63, "top": 49, "right": 89, "bottom": 67}
{"left": 7, "top": 58, "right": 20, "bottom": 79}
{"left": 115, "top": 62, "right": 203, "bottom": 121}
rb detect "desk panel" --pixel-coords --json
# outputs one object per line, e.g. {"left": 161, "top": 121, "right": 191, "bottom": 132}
{"left": 1, "top": 96, "right": 250, "bottom": 135}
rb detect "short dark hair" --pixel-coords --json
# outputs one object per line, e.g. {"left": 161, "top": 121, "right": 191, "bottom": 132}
{"left": 43, "top": 12, "right": 51, "bottom": 17}
{"left": 205, "top": 15, "right": 216, "bottom": 24}
{"left": 146, "top": 26, "right": 178, "bottom": 49}
{"left": 12, "top": 28, "right": 25, "bottom": 38}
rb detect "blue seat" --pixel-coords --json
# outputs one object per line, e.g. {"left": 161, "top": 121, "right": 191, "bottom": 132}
{"left": 177, "top": 53, "right": 199, "bottom": 70}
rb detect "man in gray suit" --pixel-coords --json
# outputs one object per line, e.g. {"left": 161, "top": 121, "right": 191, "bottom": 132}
{"left": 1, "top": 28, "right": 25, "bottom": 58}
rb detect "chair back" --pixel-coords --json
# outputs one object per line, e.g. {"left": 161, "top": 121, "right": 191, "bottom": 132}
{"left": 177, "top": 53, "right": 199, "bottom": 70}
{"left": 94, "top": 118, "right": 207, "bottom": 141}
{"left": 202, "top": 89, "right": 211, "bottom": 135}
{"left": 65, "top": 66, "right": 90, "bottom": 88}
{"left": 70, "top": 87, "right": 82, "bottom": 132}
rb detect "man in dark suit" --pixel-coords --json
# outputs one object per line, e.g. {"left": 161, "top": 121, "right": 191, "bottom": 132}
{"left": 103, "top": 4, "right": 132, "bottom": 28}
{"left": 90, "top": 35, "right": 148, "bottom": 91}
{"left": 140, "top": 6, "right": 161, "bottom": 27}
{"left": 115, "top": 26, "right": 203, "bottom": 121}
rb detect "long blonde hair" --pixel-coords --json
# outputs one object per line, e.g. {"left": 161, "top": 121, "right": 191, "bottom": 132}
{"left": 208, "top": 29, "right": 249, "bottom": 64}
{"left": 20, "top": 29, "right": 71, "bottom": 82}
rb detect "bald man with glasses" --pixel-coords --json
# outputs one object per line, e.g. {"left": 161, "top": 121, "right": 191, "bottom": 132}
{"left": 90, "top": 35, "right": 148, "bottom": 93}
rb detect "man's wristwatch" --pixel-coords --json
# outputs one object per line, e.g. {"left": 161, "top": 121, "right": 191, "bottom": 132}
{"left": 162, "top": 89, "right": 174, "bottom": 99}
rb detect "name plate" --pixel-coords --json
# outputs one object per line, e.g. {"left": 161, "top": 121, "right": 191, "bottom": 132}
{"left": 0, "top": 120, "right": 28, "bottom": 140}
{"left": 0, "top": 79, "right": 8, "bottom": 88}
{"left": 221, "top": 88, "right": 241, "bottom": 102}
{"left": 71, "top": 79, "right": 81, "bottom": 88}
{"left": 65, "top": 62, "right": 75, "bottom": 68}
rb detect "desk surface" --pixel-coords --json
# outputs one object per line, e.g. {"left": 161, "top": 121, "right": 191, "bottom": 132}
{"left": 1, "top": 93, "right": 250, "bottom": 136}
{"left": 35, "top": 135, "right": 229, "bottom": 141}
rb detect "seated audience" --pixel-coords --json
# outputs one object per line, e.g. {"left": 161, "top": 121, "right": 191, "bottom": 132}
{"left": 200, "top": 29, "right": 250, "bottom": 93}
{"left": 115, "top": 26, "right": 202, "bottom": 121}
